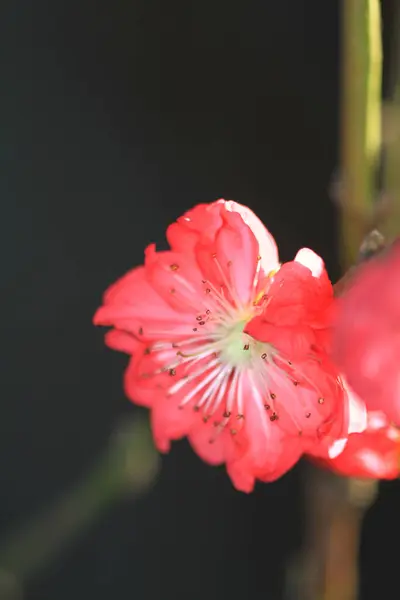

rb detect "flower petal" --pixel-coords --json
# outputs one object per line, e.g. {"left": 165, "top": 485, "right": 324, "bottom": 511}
{"left": 314, "top": 410, "right": 400, "bottom": 479}
{"left": 294, "top": 247, "right": 325, "bottom": 278}
{"left": 93, "top": 264, "right": 194, "bottom": 340}
{"left": 224, "top": 201, "right": 279, "bottom": 274}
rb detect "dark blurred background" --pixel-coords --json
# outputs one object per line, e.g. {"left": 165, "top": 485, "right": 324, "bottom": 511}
{"left": 1, "top": 1, "right": 399, "bottom": 599}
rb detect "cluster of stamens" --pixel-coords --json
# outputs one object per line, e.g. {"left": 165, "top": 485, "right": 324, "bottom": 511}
{"left": 136, "top": 254, "right": 328, "bottom": 442}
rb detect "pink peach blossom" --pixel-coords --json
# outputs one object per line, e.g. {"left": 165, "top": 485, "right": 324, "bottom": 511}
{"left": 94, "top": 200, "right": 358, "bottom": 491}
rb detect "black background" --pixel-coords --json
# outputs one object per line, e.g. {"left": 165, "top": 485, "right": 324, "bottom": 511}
{"left": 1, "top": 1, "right": 400, "bottom": 599}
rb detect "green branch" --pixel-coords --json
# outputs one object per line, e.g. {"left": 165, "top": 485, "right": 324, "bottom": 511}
{"left": 0, "top": 416, "right": 159, "bottom": 599}
{"left": 340, "top": 0, "right": 382, "bottom": 269}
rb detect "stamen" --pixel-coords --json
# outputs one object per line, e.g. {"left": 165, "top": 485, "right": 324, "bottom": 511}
{"left": 178, "top": 362, "right": 225, "bottom": 408}
{"left": 275, "top": 351, "right": 338, "bottom": 403}
{"left": 137, "top": 258, "right": 293, "bottom": 438}
{"left": 236, "top": 371, "right": 245, "bottom": 418}
{"left": 177, "top": 356, "right": 220, "bottom": 386}
{"left": 252, "top": 256, "right": 262, "bottom": 296}
{"left": 201, "top": 278, "right": 238, "bottom": 320}
{"left": 212, "top": 255, "right": 244, "bottom": 311}
{"left": 255, "top": 355, "right": 304, "bottom": 431}
{"left": 247, "top": 370, "right": 271, "bottom": 440}
{"left": 224, "top": 368, "right": 240, "bottom": 417}
{"left": 203, "top": 364, "right": 232, "bottom": 415}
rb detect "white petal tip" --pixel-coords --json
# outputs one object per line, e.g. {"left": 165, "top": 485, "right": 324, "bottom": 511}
{"left": 294, "top": 248, "right": 324, "bottom": 278}
{"left": 328, "top": 438, "right": 348, "bottom": 459}
{"left": 346, "top": 386, "right": 368, "bottom": 435}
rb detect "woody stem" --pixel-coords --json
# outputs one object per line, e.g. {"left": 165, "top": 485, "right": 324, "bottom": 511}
{"left": 290, "top": 465, "right": 378, "bottom": 600}
{"left": 339, "top": 0, "right": 382, "bottom": 268}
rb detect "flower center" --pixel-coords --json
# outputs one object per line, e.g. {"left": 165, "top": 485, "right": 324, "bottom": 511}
{"left": 135, "top": 260, "right": 332, "bottom": 443}
{"left": 219, "top": 320, "right": 266, "bottom": 370}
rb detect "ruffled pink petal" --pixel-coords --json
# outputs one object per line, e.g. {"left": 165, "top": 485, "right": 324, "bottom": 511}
{"left": 213, "top": 210, "right": 261, "bottom": 306}
{"left": 144, "top": 244, "right": 206, "bottom": 312}
{"left": 166, "top": 202, "right": 224, "bottom": 253}
{"left": 188, "top": 411, "right": 239, "bottom": 466}
{"left": 188, "top": 426, "right": 228, "bottom": 465}
{"left": 224, "top": 376, "right": 303, "bottom": 492}
{"left": 104, "top": 330, "right": 139, "bottom": 354}
{"left": 93, "top": 265, "right": 193, "bottom": 340}
{"left": 304, "top": 381, "right": 367, "bottom": 460}
{"left": 123, "top": 349, "right": 157, "bottom": 408}
{"left": 245, "top": 317, "right": 346, "bottom": 439}
{"left": 226, "top": 461, "right": 256, "bottom": 493}
{"left": 167, "top": 199, "right": 280, "bottom": 278}
{"left": 167, "top": 200, "right": 280, "bottom": 309}
{"left": 226, "top": 441, "right": 302, "bottom": 492}
{"left": 252, "top": 260, "right": 333, "bottom": 328}
{"left": 245, "top": 320, "right": 317, "bottom": 360}
{"left": 226, "top": 427, "right": 303, "bottom": 492}
{"left": 224, "top": 201, "right": 279, "bottom": 275}
{"left": 151, "top": 397, "right": 200, "bottom": 453}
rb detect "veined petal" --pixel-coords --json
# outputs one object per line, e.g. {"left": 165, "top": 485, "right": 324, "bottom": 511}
{"left": 226, "top": 426, "right": 303, "bottom": 493}
{"left": 93, "top": 265, "right": 194, "bottom": 340}
{"left": 224, "top": 200, "right": 279, "bottom": 275}
{"left": 188, "top": 409, "right": 239, "bottom": 465}
{"left": 214, "top": 211, "right": 261, "bottom": 306}
{"left": 166, "top": 202, "right": 224, "bottom": 253}
{"left": 104, "top": 329, "right": 139, "bottom": 354}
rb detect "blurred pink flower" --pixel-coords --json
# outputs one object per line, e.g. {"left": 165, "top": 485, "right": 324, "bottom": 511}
{"left": 314, "top": 410, "right": 400, "bottom": 480}
{"left": 333, "top": 241, "right": 400, "bottom": 425}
